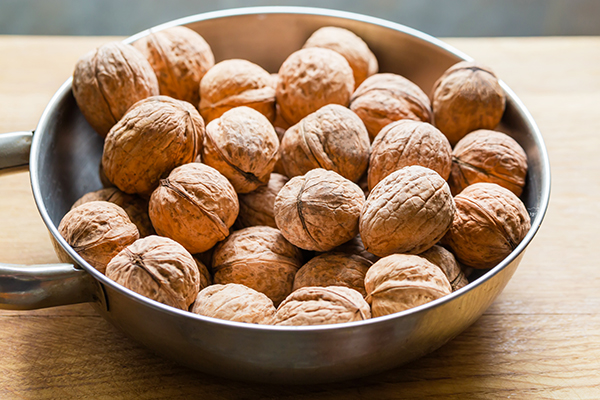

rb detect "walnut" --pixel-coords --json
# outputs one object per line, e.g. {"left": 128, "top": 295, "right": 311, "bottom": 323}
{"left": 199, "top": 59, "right": 275, "bottom": 123}
{"left": 212, "top": 226, "right": 303, "bottom": 306}
{"left": 201, "top": 106, "right": 279, "bottom": 193}
{"left": 364, "top": 254, "right": 452, "bottom": 317}
{"left": 349, "top": 73, "right": 433, "bottom": 142}
{"left": 191, "top": 283, "right": 276, "bottom": 325}
{"left": 72, "top": 187, "right": 154, "bottom": 238}
{"left": 329, "top": 234, "right": 379, "bottom": 263}
{"left": 72, "top": 41, "right": 159, "bottom": 137}
{"left": 274, "top": 286, "right": 371, "bottom": 326}
{"left": 58, "top": 201, "right": 139, "bottom": 274}
{"left": 293, "top": 252, "right": 372, "bottom": 296}
{"left": 302, "top": 26, "right": 378, "bottom": 88}
{"left": 280, "top": 104, "right": 370, "bottom": 182}
{"left": 449, "top": 129, "right": 528, "bottom": 196}
{"left": 149, "top": 162, "right": 239, "bottom": 254}
{"left": 360, "top": 165, "right": 455, "bottom": 257}
{"left": 133, "top": 26, "right": 214, "bottom": 106}
{"left": 274, "top": 168, "right": 365, "bottom": 252}
{"left": 419, "top": 245, "right": 468, "bottom": 291}
{"left": 432, "top": 61, "right": 506, "bottom": 146}
{"left": 102, "top": 96, "right": 204, "bottom": 195}
{"left": 276, "top": 47, "right": 354, "bottom": 126}
{"left": 443, "top": 182, "right": 531, "bottom": 269}
{"left": 193, "top": 257, "right": 212, "bottom": 290}
{"left": 236, "top": 172, "right": 289, "bottom": 229}
{"left": 105, "top": 235, "right": 200, "bottom": 310}
{"left": 368, "top": 119, "right": 452, "bottom": 191}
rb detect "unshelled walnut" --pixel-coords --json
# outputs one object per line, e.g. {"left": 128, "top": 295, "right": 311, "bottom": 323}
{"left": 102, "top": 96, "right": 204, "bottom": 195}
{"left": 274, "top": 168, "right": 365, "bottom": 252}
{"left": 302, "top": 26, "right": 378, "bottom": 88}
{"left": 275, "top": 286, "right": 371, "bottom": 326}
{"left": 432, "top": 61, "right": 506, "bottom": 146}
{"left": 212, "top": 226, "right": 303, "bottom": 305}
{"left": 329, "top": 234, "right": 379, "bottom": 263}
{"left": 449, "top": 129, "right": 528, "bottom": 196}
{"left": 443, "top": 182, "right": 531, "bottom": 269}
{"left": 58, "top": 201, "right": 139, "bottom": 273}
{"left": 349, "top": 73, "right": 433, "bottom": 142}
{"left": 199, "top": 59, "right": 275, "bottom": 123}
{"left": 194, "top": 257, "right": 212, "bottom": 291}
{"left": 201, "top": 106, "right": 279, "bottom": 193}
{"left": 73, "top": 187, "right": 154, "bottom": 238}
{"left": 72, "top": 41, "right": 159, "bottom": 137}
{"left": 105, "top": 235, "right": 200, "bottom": 310}
{"left": 280, "top": 104, "right": 370, "bottom": 182}
{"left": 293, "top": 252, "right": 372, "bottom": 296}
{"left": 360, "top": 165, "right": 455, "bottom": 256}
{"left": 133, "top": 26, "right": 214, "bottom": 106}
{"left": 191, "top": 283, "right": 276, "bottom": 324}
{"left": 368, "top": 120, "right": 452, "bottom": 190}
{"left": 236, "top": 172, "right": 289, "bottom": 229}
{"left": 276, "top": 47, "right": 354, "bottom": 126}
{"left": 364, "top": 254, "right": 452, "bottom": 317}
{"left": 419, "top": 245, "right": 469, "bottom": 291}
{"left": 149, "top": 162, "right": 239, "bottom": 254}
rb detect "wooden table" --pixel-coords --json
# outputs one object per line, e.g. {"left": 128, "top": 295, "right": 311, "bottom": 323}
{"left": 1, "top": 35, "right": 599, "bottom": 399}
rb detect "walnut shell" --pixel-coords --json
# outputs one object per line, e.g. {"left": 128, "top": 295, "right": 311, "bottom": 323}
{"left": 280, "top": 104, "right": 370, "bottom": 182}
{"left": 349, "top": 73, "right": 433, "bottom": 142}
{"left": 368, "top": 120, "right": 452, "bottom": 191}
{"left": 199, "top": 59, "right": 275, "bottom": 123}
{"left": 364, "top": 254, "right": 452, "bottom": 317}
{"left": 449, "top": 129, "right": 528, "bottom": 196}
{"left": 58, "top": 201, "right": 139, "bottom": 273}
{"left": 274, "top": 168, "right": 365, "bottom": 252}
{"left": 275, "top": 286, "right": 371, "bottom": 326}
{"left": 293, "top": 252, "right": 372, "bottom": 296}
{"left": 72, "top": 187, "right": 154, "bottom": 238}
{"left": 443, "top": 182, "right": 531, "bottom": 269}
{"left": 276, "top": 47, "right": 354, "bottom": 126}
{"left": 329, "top": 234, "right": 380, "bottom": 264}
{"left": 72, "top": 41, "right": 159, "bottom": 137}
{"left": 102, "top": 96, "right": 204, "bottom": 195}
{"left": 149, "top": 162, "right": 239, "bottom": 254}
{"left": 212, "top": 226, "right": 303, "bottom": 306}
{"left": 302, "top": 26, "right": 378, "bottom": 88}
{"left": 133, "top": 26, "right": 214, "bottom": 106}
{"left": 105, "top": 235, "right": 200, "bottom": 310}
{"left": 419, "top": 245, "right": 469, "bottom": 291}
{"left": 191, "top": 283, "right": 276, "bottom": 324}
{"left": 432, "top": 61, "right": 506, "bottom": 146}
{"left": 193, "top": 257, "right": 212, "bottom": 290}
{"left": 360, "top": 165, "right": 455, "bottom": 257}
{"left": 236, "top": 173, "right": 289, "bottom": 229}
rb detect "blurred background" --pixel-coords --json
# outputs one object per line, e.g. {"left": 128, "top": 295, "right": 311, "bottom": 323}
{"left": 0, "top": 0, "right": 598, "bottom": 37}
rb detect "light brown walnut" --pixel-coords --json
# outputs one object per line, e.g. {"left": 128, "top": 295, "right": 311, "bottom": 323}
{"left": 419, "top": 245, "right": 469, "bottom": 291}
{"left": 236, "top": 173, "right": 289, "bottom": 229}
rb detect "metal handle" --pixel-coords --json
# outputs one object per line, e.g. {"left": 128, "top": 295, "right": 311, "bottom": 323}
{"left": 0, "top": 131, "right": 33, "bottom": 174}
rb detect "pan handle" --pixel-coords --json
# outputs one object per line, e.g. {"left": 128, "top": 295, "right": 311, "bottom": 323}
{"left": 0, "top": 131, "right": 33, "bottom": 174}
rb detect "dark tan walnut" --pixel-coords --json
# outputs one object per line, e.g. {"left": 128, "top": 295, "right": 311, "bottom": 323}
{"left": 274, "top": 286, "right": 371, "bottom": 326}
{"left": 329, "top": 234, "right": 379, "bottom": 263}
{"left": 449, "top": 129, "right": 528, "bottom": 196}
{"left": 432, "top": 61, "right": 506, "bottom": 146}
{"left": 199, "top": 59, "right": 275, "bottom": 123}
{"left": 102, "top": 96, "right": 204, "bottom": 195}
{"left": 364, "top": 254, "right": 452, "bottom": 317}
{"left": 133, "top": 26, "right": 214, "bottom": 106}
{"left": 274, "top": 168, "right": 365, "bottom": 252}
{"left": 349, "top": 73, "right": 433, "bottom": 142}
{"left": 360, "top": 165, "right": 455, "bottom": 257}
{"left": 58, "top": 201, "right": 139, "bottom": 274}
{"left": 276, "top": 47, "right": 354, "bottom": 126}
{"left": 212, "top": 226, "right": 303, "bottom": 306}
{"left": 444, "top": 182, "right": 531, "bottom": 269}
{"left": 193, "top": 257, "right": 212, "bottom": 291}
{"left": 149, "top": 162, "right": 239, "bottom": 254}
{"left": 72, "top": 41, "right": 159, "bottom": 137}
{"left": 368, "top": 119, "right": 452, "bottom": 191}
{"left": 419, "top": 245, "right": 469, "bottom": 291}
{"left": 105, "top": 235, "right": 200, "bottom": 310}
{"left": 236, "top": 173, "right": 289, "bottom": 229}
{"left": 280, "top": 104, "right": 370, "bottom": 182}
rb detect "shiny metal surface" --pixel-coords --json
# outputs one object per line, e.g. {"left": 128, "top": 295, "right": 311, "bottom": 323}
{"left": 0, "top": 7, "right": 550, "bottom": 384}
{"left": 0, "top": 131, "right": 32, "bottom": 173}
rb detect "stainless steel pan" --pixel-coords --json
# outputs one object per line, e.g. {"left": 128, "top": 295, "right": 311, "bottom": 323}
{"left": 0, "top": 7, "right": 551, "bottom": 384}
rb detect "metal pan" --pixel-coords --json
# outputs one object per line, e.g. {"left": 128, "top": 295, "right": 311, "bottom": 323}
{"left": 0, "top": 6, "right": 551, "bottom": 384}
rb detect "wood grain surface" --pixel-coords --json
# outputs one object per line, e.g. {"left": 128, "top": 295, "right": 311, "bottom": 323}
{"left": 1, "top": 35, "right": 600, "bottom": 399}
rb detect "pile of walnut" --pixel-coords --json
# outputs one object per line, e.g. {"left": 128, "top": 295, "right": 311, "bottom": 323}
{"left": 59, "top": 25, "right": 530, "bottom": 325}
